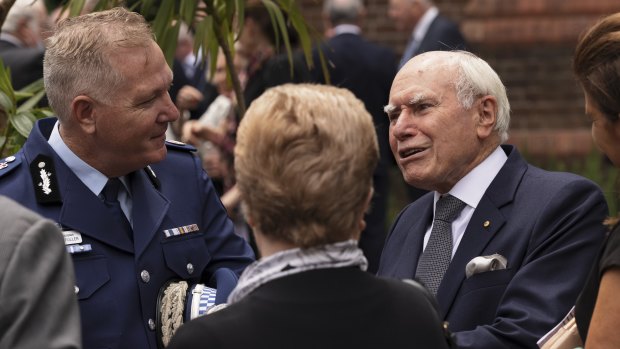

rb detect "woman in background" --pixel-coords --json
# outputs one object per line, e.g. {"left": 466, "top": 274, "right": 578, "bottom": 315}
{"left": 573, "top": 12, "right": 620, "bottom": 349}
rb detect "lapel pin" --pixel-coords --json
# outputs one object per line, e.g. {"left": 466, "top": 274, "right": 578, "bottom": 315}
{"left": 483, "top": 220, "right": 491, "bottom": 228}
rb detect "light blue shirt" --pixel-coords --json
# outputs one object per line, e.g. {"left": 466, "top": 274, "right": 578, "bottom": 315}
{"left": 47, "top": 121, "right": 133, "bottom": 224}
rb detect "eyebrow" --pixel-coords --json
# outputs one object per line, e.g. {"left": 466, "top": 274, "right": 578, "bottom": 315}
{"left": 384, "top": 93, "right": 432, "bottom": 114}
{"left": 384, "top": 104, "right": 396, "bottom": 114}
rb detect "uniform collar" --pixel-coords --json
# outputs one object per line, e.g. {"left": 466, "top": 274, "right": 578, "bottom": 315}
{"left": 47, "top": 120, "right": 129, "bottom": 197}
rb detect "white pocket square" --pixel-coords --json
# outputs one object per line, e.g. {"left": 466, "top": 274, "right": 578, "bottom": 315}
{"left": 465, "top": 253, "right": 507, "bottom": 278}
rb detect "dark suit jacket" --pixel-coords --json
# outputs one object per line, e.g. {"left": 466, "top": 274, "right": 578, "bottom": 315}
{"left": 0, "top": 117, "right": 255, "bottom": 349}
{"left": 0, "top": 39, "right": 44, "bottom": 90}
{"left": 168, "top": 267, "right": 451, "bottom": 349}
{"left": 311, "top": 32, "right": 397, "bottom": 273}
{"left": 402, "top": 14, "right": 469, "bottom": 64}
{"left": 378, "top": 145, "right": 608, "bottom": 348}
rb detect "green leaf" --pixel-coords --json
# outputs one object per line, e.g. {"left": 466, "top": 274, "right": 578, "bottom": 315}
{"left": 9, "top": 111, "right": 36, "bottom": 138}
{"left": 17, "top": 89, "right": 47, "bottom": 114}
{"left": 152, "top": 0, "right": 175, "bottom": 42}
{"left": 39, "top": 109, "right": 55, "bottom": 117}
{"left": 317, "top": 45, "right": 331, "bottom": 85}
{"left": 193, "top": 16, "right": 208, "bottom": 66}
{"left": 180, "top": 0, "right": 199, "bottom": 26}
{"left": 17, "top": 77, "right": 44, "bottom": 95}
{"left": 159, "top": 20, "right": 181, "bottom": 67}
{"left": 92, "top": 0, "right": 112, "bottom": 12}
{"left": 0, "top": 91, "right": 14, "bottom": 114}
{"left": 286, "top": 3, "right": 313, "bottom": 66}
{"left": 69, "top": 0, "right": 86, "bottom": 17}
{"left": 14, "top": 91, "right": 34, "bottom": 103}
{"left": 263, "top": 0, "right": 293, "bottom": 75}
{"left": 0, "top": 60, "right": 14, "bottom": 95}
{"left": 234, "top": 0, "right": 244, "bottom": 41}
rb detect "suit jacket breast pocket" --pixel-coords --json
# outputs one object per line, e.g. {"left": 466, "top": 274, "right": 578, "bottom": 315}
{"left": 72, "top": 255, "right": 119, "bottom": 348}
{"left": 161, "top": 234, "right": 211, "bottom": 281}
{"left": 449, "top": 269, "right": 513, "bottom": 331}
{"left": 461, "top": 268, "right": 513, "bottom": 295}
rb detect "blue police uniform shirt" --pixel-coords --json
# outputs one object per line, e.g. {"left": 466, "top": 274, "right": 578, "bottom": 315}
{"left": 48, "top": 121, "right": 133, "bottom": 223}
{"left": 0, "top": 117, "right": 255, "bottom": 349}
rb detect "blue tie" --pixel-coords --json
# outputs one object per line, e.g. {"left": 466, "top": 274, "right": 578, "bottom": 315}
{"left": 102, "top": 178, "right": 132, "bottom": 241}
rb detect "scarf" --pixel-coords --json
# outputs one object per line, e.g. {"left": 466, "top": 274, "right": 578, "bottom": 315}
{"left": 228, "top": 239, "right": 367, "bottom": 304}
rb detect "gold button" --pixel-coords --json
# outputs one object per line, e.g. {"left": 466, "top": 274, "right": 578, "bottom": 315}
{"left": 483, "top": 220, "right": 491, "bottom": 228}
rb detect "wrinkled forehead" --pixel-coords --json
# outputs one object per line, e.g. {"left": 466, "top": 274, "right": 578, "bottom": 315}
{"left": 389, "top": 56, "right": 457, "bottom": 102}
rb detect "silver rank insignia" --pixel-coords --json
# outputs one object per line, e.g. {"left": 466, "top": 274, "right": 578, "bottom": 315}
{"left": 29, "top": 154, "right": 61, "bottom": 204}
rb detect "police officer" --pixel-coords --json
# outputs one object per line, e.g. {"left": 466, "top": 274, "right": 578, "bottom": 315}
{"left": 0, "top": 8, "right": 254, "bottom": 349}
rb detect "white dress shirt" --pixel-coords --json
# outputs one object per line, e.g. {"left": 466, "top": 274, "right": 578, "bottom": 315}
{"left": 423, "top": 146, "right": 508, "bottom": 257}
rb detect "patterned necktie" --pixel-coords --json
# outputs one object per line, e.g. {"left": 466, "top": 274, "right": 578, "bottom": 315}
{"left": 102, "top": 178, "right": 132, "bottom": 240}
{"left": 415, "top": 194, "right": 466, "bottom": 295}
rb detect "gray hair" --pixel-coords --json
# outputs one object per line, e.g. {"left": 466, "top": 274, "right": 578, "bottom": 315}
{"left": 2, "top": 0, "right": 43, "bottom": 34}
{"left": 449, "top": 51, "right": 511, "bottom": 142}
{"left": 43, "top": 7, "right": 154, "bottom": 122}
{"left": 323, "top": 0, "right": 364, "bottom": 25}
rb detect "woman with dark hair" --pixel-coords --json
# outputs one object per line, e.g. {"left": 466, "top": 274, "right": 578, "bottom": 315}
{"left": 573, "top": 12, "right": 620, "bottom": 349}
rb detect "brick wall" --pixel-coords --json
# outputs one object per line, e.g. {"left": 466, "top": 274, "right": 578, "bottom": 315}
{"left": 299, "top": 0, "right": 620, "bottom": 158}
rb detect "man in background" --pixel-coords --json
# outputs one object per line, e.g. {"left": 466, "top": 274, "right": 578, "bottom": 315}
{"left": 0, "top": 0, "right": 48, "bottom": 89}
{"left": 312, "top": 0, "right": 396, "bottom": 273}
{"left": 389, "top": 0, "right": 468, "bottom": 68}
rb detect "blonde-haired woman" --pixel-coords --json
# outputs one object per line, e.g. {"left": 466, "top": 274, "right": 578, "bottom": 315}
{"left": 168, "top": 84, "right": 452, "bottom": 348}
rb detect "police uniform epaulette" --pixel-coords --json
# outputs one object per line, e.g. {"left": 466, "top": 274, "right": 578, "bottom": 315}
{"left": 165, "top": 140, "right": 196, "bottom": 152}
{"left": 0, "top": 155, "right": 21, "bottom": 179}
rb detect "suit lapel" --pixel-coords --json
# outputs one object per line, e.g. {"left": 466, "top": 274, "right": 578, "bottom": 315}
{"left": 21, "top": 122, "right": 134, "bottom": 253}
{"left": 436, "top": 145, "right": 528, "bottom": 316}
{"left": 130, "top": 168, "right": 169, "bottom": 259}
{"left": 389, "top": 195, "right": 434, "bottom": 278}
{"left": 59, "top": 170, "right": 134, "bottom": 253}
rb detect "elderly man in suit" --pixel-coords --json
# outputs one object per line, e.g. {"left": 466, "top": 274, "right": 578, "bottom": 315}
{"left": 378, "top": 50, "right": 608, "bottom": 348}
{"left": 311, "top": 0, "right": 397, "bottom": 273}
{"left": 389, "top": 0, "right": 468, "bottom": 68}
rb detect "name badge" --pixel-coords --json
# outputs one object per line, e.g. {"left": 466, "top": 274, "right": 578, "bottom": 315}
{"left": 63, "top": 230, "right": 83, "bottom": 245}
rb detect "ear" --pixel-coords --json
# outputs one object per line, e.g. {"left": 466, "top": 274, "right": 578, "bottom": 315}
{"left": 71, "top": 95, "right": 97, "bottom": 135}
{"left": 475, "top": 95, "right": 498, "bottom": 140}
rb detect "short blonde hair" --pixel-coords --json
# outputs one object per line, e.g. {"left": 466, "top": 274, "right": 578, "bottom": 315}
{"left": 44, "top": 7, "right": 154, "bottom": 122}
{"left": 235, "top": 84, "right": 378, "bottom": 248}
